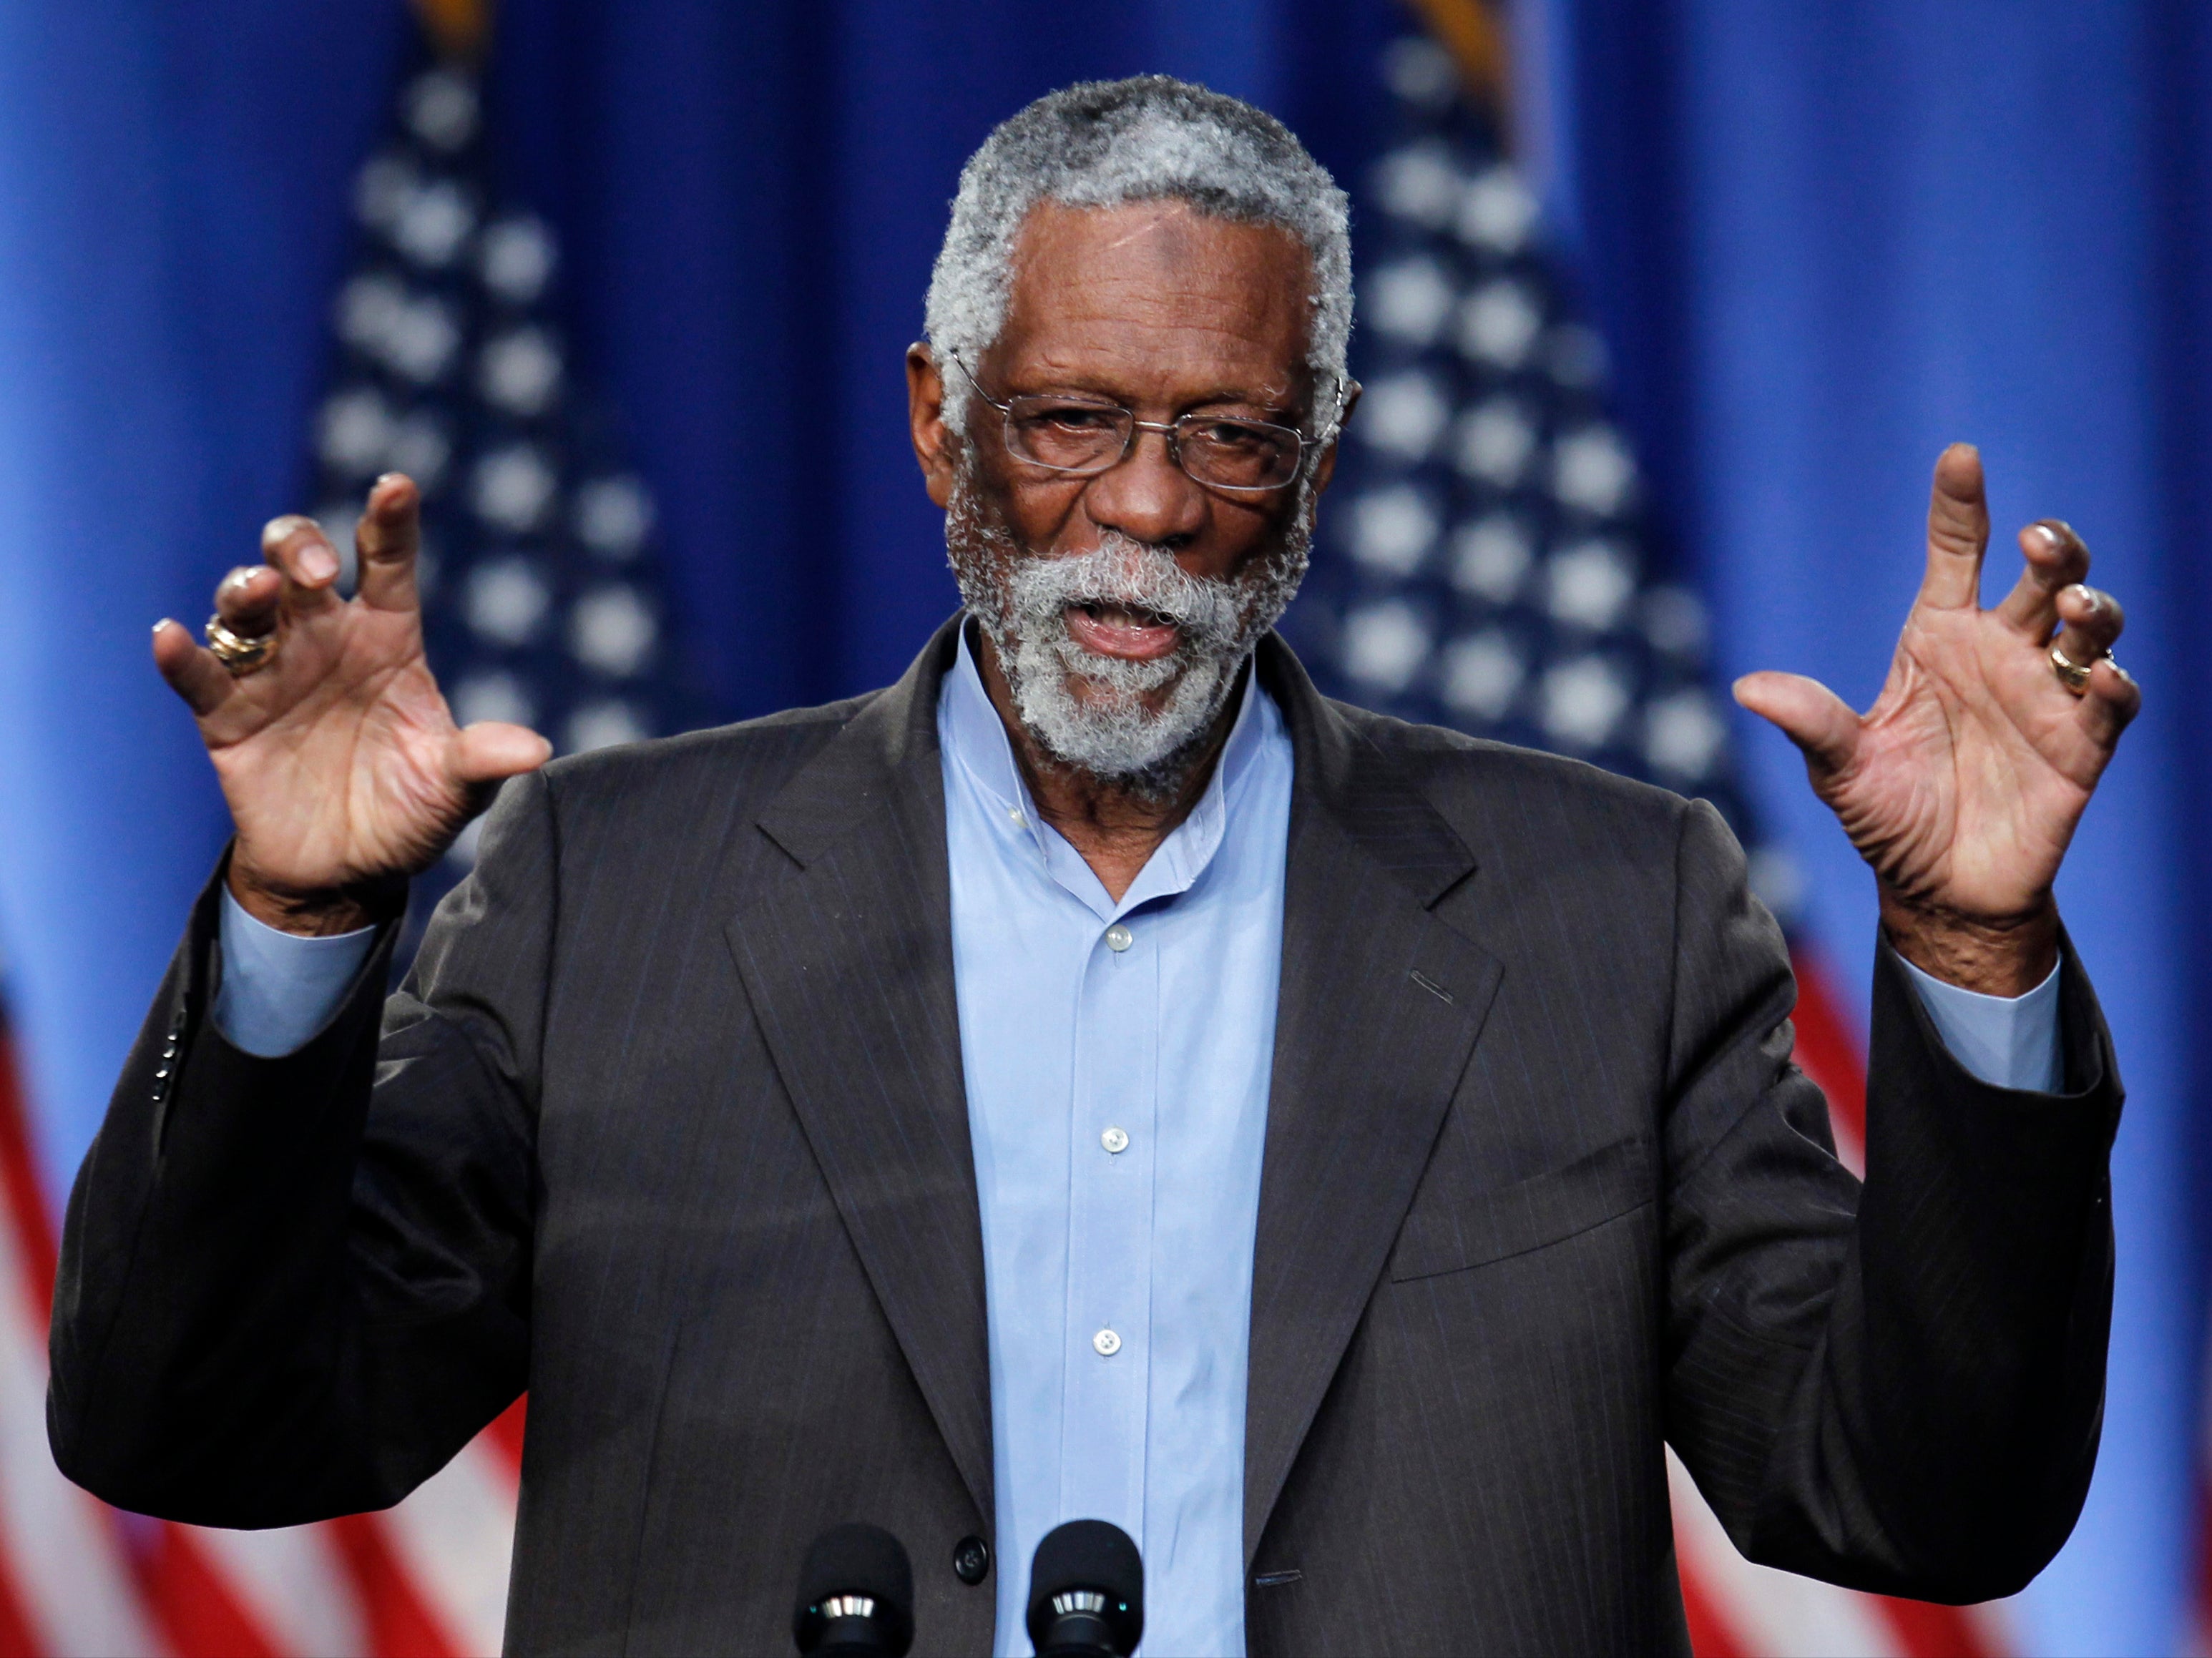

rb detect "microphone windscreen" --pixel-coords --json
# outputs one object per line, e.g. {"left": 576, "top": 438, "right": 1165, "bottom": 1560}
{"left": 1025, "top": 1519, "right": 1143, "bottom": 1654}
{"left": 793, "top": 1523, "right": 914, "bottom": 1655}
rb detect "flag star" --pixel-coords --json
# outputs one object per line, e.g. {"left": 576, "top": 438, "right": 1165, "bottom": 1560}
{"left": 570, "top": 585, "right": 659, "bottom": 677}
{"left": 406, "top": 68, "right": 480, "bottom": 152}
{"left": 451, "top": 668, "right": 536, "bottom": 730}
{"left": 1545, "top": 539, "right": 1637, "bottom": 632}
{"left": 318, "top": 388, "right": 392, "bottom": 475}
{"left": 1552, "top": 425, "right": 1639, "bottom": 517}
{"left": 393, "top": 178, "right": 478, "bottom": 269}
{"left": 1457, "top": 165, "right": 1537, "bottom": 254}
{"left": 1645, "top": 688, "right": 1727, "bottom": 780}
{"left": 464, "top": 557, "right": 553, "bottom": 647}
{"left": 1359, "top": 371, "right": 1452, "bottom": 463}
{"left": 1540, "top": 656, "right": 1632, "bottom": 750}
{"left": 480, "top": 327, "right": 564, "bottom": 417}
{"left": 1376, "top": 141, "right": 1464, "bottom": 231}
{"left": 1453, "top": 397, "right": 1537, "bottom": 488}
{"left": 1439, "top": 630, "right": 1526, "bottom": 721}
{"left": 1457, "top": 278, "right": 1545, "bottom": 370}
{"left": 1367, "top": 256, "right": 1458, "bottom": 348}
{"left": 1449, "top": 514, "right": 1533, "bottom": 602}
{"left": 565, "top": 700, "right": 652, "bottom": 754}
{"left": 479, "top": 216, "right": 558, "bottom": 305}
{"left": 1341, "top": 601, "right": 1433, "bottom": 695}
{"left": 472, "top": 444, "right": 558, "bottom": 532}
{"left": 1349, "top": 485, "right": 1439, "bottom": 577}
{"left": 1641, "top": 586, "right": 1710, "bottom": 659}
{"left": 576, "top": 476, "right": 655, "bottom": 559}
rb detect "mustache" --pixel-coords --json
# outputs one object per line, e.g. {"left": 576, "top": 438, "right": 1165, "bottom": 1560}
{"left": 1002, "top": 536, "right": 1246, "bottom": 650}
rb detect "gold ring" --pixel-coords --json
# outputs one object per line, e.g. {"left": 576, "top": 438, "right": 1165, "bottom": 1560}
{"left": 205, "top": 614, "right": 278, "bottom": 676}
{"left": 2050, "top": 642, "right": 2110, "bottom": 696}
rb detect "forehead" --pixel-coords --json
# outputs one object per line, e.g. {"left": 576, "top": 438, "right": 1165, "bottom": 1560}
{"left": 989, "top": 200, "right": 1315, "bottom": 405}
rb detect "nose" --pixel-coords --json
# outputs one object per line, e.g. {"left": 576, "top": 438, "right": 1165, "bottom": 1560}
{"left": 1081, "top": 424, "right": 1208, "bottom": 549}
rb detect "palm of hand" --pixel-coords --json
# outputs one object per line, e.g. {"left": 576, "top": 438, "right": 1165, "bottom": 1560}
{"left": 1822, "top": 602, "right": 2107, "bottom": 922}
{"left": 154, "top": 479, "right": 549, "bottom": 918}
{"left": 202, "top": 600, "right": 478, "bottom": 893}
{"left": 1735, "top": 445, "right": 2136, "bottom": 940}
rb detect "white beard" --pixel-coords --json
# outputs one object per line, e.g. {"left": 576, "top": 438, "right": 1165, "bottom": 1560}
{"left": 945, "top": 466, "right": 1313, "bottom": 797}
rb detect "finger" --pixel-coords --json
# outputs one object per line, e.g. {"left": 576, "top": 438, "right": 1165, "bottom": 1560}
{"left": 355, "top": 473, "right": 423, "bottom": 613}
{"left": 1919, "top": 442, "right": 1990, "bottom": 611}
{"left": 1733, "top": 671, "right": 1861, "bottom": 780}
{"left": 2053, "top": 583, "right": 2124, "bottom": 665}
{"left": 2076, "top": 657, "right": 2141, "bottom": 750}
{"left": 1993, "top": 519, "right": 2090, "bottom": 637}
{"left": 151, "top": 617, "right": 236, "bottom": 717}
{"left": 212, "top": 563, "right": 283, "bottom": 637}
{"left": 451, "top": 721, "right": 553, "bottom": 786}
{"left": 260, "top": 514, "right": 343, "bottom": 619}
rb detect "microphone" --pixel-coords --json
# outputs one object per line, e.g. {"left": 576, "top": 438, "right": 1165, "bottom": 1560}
{"left": 1024, "top": 1520, "right": 1142, "bottom": 1658}
{"left": 792, "top": 1523, "right": 914, "bottom": 1657}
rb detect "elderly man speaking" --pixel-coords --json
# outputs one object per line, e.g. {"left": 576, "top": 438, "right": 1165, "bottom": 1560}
{"left": 55, "top": 78, "right": 2135, "bottom": 1657}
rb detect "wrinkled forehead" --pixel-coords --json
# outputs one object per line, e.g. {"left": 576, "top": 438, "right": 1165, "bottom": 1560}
{"left": 989, "top": 199, "right": 1318, "bottom": 405}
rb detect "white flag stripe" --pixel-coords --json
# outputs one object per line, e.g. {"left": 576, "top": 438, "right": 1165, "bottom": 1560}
{"left": 1670, "top": 1448, "right": 1904, "bottom": 1658}
{"left": 0, "top": 1178, "right": 160, "bottom": 1657}
{"left": 194, "top": 1521, "right": 370, "bottom": 1658}
{"left": 383, "top": 1436, "right": 519, "bottom": 1657}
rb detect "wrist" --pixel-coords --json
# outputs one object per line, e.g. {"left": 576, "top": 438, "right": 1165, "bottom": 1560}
{"left": 226, "top": 855, "right": 407, "bottom": 938}
{"left": 1877, "top": 888, "right": 2060, "bottom": 997}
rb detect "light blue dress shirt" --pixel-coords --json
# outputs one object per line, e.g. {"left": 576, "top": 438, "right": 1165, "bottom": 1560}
{"left": 938, "top": 631, "right": 1291, "bottom": 1657}
{"left": 212, "top": 639, "right": 2062, "bottom": 1658}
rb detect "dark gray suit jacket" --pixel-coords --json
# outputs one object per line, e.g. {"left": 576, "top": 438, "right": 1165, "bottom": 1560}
{"left": 52, "top": 618, "right": 2120, "bottom": 1656}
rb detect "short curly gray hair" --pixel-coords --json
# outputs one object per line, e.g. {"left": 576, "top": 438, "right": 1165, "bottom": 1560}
{"left": 924, "top": 75, "right": 1353, "bottom": 435}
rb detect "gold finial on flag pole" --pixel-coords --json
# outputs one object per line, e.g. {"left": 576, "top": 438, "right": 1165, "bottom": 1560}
{"left": 411, "top": 0, "right": 491, "bottom": 62}
{"left": 1403, "top": 0, "right": 1512, "bottom": 123}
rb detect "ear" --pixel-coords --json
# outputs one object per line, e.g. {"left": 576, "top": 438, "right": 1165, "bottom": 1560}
{"left": 1306, "top": 378, "right": 1361, "bottom": 498}
{"left": 907, "top": 342, "right": 959, "bottom": 509}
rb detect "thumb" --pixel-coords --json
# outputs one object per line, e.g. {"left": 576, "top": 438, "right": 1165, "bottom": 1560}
{"left": 1733, "top": 670, "right": 1861, "bottom": 782}
{"left": 451, "top": 720, "right": 554, "bottom": 786}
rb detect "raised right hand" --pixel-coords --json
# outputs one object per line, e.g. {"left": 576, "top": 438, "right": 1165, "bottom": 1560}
{"left": 153, "top": 473, "right": 552, "bottom": 935}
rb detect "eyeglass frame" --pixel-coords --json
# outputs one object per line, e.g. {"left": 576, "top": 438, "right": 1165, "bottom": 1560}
{"left": 942, "top": 350, "right": 1346, "bottom": 494}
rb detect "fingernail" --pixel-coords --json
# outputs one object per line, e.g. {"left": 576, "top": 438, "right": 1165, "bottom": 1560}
{"left": 225, "top": 566, "right": 260, "bottom": 592}
{"left": 153, "top": 617, "right": 173, "bottom": 634}
{"left": 2036, "top": 523, "right": 2062, "bottom": 549}
{"left": 299, "top": 541, "right": 339, "bottom": 583}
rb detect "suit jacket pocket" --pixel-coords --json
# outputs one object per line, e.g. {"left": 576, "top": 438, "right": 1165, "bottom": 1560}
{"left": 1389, "top": 1134, "right": 1655, "bottom": 1282}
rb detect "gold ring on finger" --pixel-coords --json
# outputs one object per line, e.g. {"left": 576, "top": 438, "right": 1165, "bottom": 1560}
{"left": 205, "top": 614, "right": 278, "bottom": 677}
{"left": 2050, "top": 642, "right": 2110, "bottom": 697}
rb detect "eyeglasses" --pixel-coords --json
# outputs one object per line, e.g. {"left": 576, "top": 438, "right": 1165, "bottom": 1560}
{"left": 945, "top": 352, "right": 1341, "bottom": 494}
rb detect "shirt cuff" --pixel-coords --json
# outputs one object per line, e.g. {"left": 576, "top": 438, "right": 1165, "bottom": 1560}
{"left": 212, "top": 884, "right": 378, "bottom": 1059}
{"left": 1897, "top": 951, "right": 2062, "bottom": 1093}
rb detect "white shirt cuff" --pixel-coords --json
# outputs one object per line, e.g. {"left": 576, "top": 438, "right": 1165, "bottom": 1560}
{"left": 212, "top": 885, "right": 378, "bottom": 1059}
{"left": 1897, "top": 951, "right": 2063, "bottom": 1094}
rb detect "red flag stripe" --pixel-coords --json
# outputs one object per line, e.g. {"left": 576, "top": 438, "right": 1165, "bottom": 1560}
{"left": 328, "top": 1513, "right": 465, "bottom": 1658}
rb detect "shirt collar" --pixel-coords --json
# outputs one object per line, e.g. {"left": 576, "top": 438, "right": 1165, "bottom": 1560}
{"left": 942, "top": 622, "right": 1270, "bottom": 916}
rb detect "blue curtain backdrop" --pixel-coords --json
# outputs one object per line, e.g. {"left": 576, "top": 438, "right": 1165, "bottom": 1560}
{"left": 0, "top": 3, "right": 2206, "bottom": 1653}
{"left": 1521, "top": 4, "right": 2212, "bottom": 1653}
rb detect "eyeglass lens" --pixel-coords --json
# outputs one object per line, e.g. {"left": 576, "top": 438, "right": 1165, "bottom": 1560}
{"left": 1002, "top": 397, "right": 1303, "bottom": 490}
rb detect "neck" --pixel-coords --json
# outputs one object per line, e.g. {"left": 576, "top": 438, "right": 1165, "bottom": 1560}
{"left": 973, "top": 627, "right": 1242, "bottom": 903}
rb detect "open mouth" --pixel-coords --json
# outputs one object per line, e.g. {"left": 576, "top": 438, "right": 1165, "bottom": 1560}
{"left": 1063, "top": 600, "right": 1184, "bottom": 662}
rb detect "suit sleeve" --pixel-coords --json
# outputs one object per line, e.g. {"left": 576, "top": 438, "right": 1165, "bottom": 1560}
{"left": 1660, "top": 798, "right": 2120, "bottom": 1603}
{"left": 47, "top": 772, "right": 558, "bottom": 1527}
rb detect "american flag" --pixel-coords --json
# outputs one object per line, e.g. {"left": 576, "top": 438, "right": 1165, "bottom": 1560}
{"left": 0, "top": 20, "right": 704, "bottom": 1654}
{"left": 305, "top": 38, "right": 702, "bottom": 962}
{"left": 1289, "top": 26, "right": 2014, "bottom": 1658}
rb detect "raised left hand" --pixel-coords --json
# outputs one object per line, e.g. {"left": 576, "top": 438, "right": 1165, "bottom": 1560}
{"left": 1733, "top": 443, "right": 2140, "bottom": 995}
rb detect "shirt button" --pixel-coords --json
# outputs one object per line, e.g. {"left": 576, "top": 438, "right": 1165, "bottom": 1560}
{"left": 1092, "top": 1328, "right": 1122, "bottom": 1357}
{"left": 1101, "top": 1126, "right": 1129, "bottom": 1154}
{"left": 1007, "top": 807, "right": 1025, "bottom": 827}
{"left": 1104, "top": 923, "right": 1133, "bottom": 952}
{"left": 952, "top": 1535, "right": 991, "bottom": 1585}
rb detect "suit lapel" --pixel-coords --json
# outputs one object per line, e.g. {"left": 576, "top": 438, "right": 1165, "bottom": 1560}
{"left": 1243, "top": 642, "right": 1504, "bottom": 1563}
{"left": 725, "top": 619, "right": 994, "bottom": 1526}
